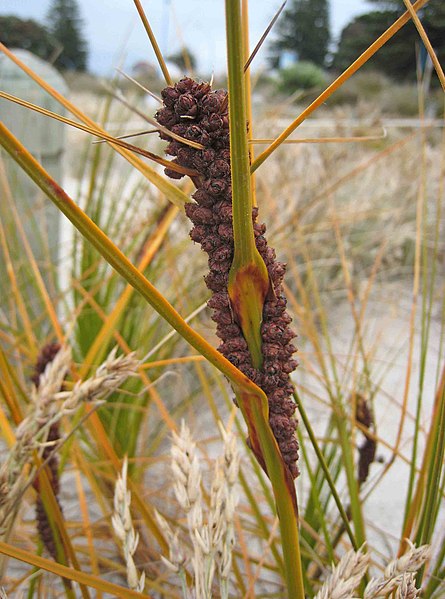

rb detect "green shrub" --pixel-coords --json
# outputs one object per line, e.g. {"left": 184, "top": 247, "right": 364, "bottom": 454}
{"left": 277, "top": 60, "right": 327, "bottom": 94}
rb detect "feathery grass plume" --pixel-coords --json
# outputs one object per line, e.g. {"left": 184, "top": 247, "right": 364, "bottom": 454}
{"left": 155, "top": 78, "right": 299, "bottom": 478}
{"left": 31, "top": 343, "right": 65, "bottom": 560}
{"left": 112, "top": 457, "right": 146, "bottom": 592}
{"left": 314, "top": 547, "right": 370, "bottom": 599}
{"left": 160, "top": 421, "right": 240, "bottom": 598}
{"left": 170, "top": 420, "right": 207, "bottom": 596}
{"left": 215, "top": 421, "right": 240, "bottom": 597}
{"left": 54, "top": 348, "right": 139, "bottom": 409}
{"left": 0, "top": 587, "right": 8, "bottom": 599}
{"left": 0, "top": 347, "right": 138, "bottom": 540}
{"left": 364, "top": 543, "right": 431, "bottom": 598}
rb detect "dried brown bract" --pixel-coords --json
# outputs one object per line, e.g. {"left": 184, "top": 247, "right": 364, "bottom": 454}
{"left": 355, "top": 393, "right": 377, "bottom": 485}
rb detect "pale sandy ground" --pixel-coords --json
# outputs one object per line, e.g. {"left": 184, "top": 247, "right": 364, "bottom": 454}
{"left": 298, "top": 280, "right": 444, "bottom": 562}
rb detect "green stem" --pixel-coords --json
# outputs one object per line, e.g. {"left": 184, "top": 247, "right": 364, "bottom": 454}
{"left": 296, "top": 391, "right": 359, "bottom": 550}
{"left": 225, "top": 0, "right": 255, "bottom": 263}
{"left": 225, "top": 0, "right": 269, "bottom": 370}
{"left": 237, "top": 392, "right": 305, "bottom": 598}
{"left": 224, "top": 4, "right": 304, "bottom": 595}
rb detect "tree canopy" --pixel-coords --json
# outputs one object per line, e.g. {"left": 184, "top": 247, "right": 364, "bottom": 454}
{"left": 334, "top": 0, "right": 445, "bottom": 80}
{"left": 0, "top": 16, "right": 56, "bottom": 62}
{"left": 46, "top": 0, "right": 88, "bottom": 71}
{"left": 269, "top": 0, "right": 330, "bottom": 68}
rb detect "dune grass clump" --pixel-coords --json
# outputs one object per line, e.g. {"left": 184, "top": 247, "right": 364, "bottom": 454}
{"left": 0, "top": 0, "right": 444, "bottom": 597}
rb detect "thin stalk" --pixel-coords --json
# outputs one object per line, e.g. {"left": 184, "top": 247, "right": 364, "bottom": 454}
{"left": 225, "top": 1, "right": 254, "bottom": 263}
{"left": 132, "top": 0, "right": 172, "bottom": 86}
{"left": 241, "top": 0, "right": 256, "bottom": 207}
{"left": 225, "top": 3, "right": 304, "bottom": 596}
{"left": 226, "top": 0, "right": 269, "bottom": 369}
{"left": 401, "top": 0, "right": 445, "bottom": 91}
{"left": 296, "top": 391, "right": 359, "bottom": 550}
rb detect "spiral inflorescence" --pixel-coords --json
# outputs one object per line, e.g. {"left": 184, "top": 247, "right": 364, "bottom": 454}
{"left": 155, "top": 78, "right": 299, "bottom": 478}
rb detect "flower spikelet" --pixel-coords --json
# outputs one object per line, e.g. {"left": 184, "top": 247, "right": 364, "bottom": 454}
{"left": 112, "top": 457, "right": 146, "bottom": 592}
{"left": 315, "top": 548, "right": 370, "bottom": 599}
{"left": 160, "top": 421, "right": 240, "bottom": 596}
{"left": 364, "top": 543, "right": 431, "bottom": 598}
{"left": 395, "top": 574, "right": 420, "bottom": 599}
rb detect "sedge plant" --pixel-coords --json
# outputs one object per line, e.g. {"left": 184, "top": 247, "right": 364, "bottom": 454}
{"left": 0, "top": 0, "right": 444, "bottom": 597}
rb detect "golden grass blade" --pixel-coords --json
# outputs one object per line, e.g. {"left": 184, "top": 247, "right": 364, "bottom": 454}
{"left": 244, "top": 1, "right": 286, "bottom": 72}
{"left": 0, "top": 347, "right": 24, "bottom": 427}
{"left": 74, "top": 466, "right": 100, "bottom": 584}
{"left": 0, "top": 159, "right": 64, "bottom": 343}
{"left": 92, "top": 129, "right": 159, "bottom": 145}
{"left": 0, "top": 43, "right": 190, "bottom": 207}
{"left": 401, "top": 0, "right": 445, "bottom": 91}
{"left": 0, "top": 91, "right": 197, "bottom": 177}
{"left": 140, "top": 355, "right": 204, "bottom": 369}
{"left": 116, "top": 67, "right": 163, "bottom": 103}
{"left": 251, "top": 131, "right": 387, "bottom": 144}
{"left": 0, "top": 405, "right": 15, "bottom": 447}
{"left": 132, "top": 0, "right": 172, "bottom": 86}
{"left": 0, "top": 540, "right": 149, "bottom": 597}
{"left": 251, "top": 0, "right": 429, "bottom": 171}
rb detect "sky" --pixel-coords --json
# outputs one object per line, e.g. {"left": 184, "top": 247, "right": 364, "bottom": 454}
{"left": 0, "top": 0, "right": 374, "bottom": 75}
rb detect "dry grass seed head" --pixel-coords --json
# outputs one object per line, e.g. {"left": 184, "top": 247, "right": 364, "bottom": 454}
{"left": 395, "top": 574, "right": 420, "bottom": 599}
{"left": 315, "top": 548, "right": 370, "bottom": 599}
{"left": 112, "top": 456, "right": 146, "bottom": 592}
{"left": 0, "top": 347, "right": 138, "bottom": 537}
{"left": 364, "top": 543, "right": 431, "bottom": 599}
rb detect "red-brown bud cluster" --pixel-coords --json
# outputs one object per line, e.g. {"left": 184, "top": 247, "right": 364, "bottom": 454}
{"left": 156, "top": 78, "right": 299, "bottom": 478}
{"left": 355, "top": 394, "right": 377, "bottom": 484}
{"left": 32, "top": 342, "right": 64, "bottom": 559}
